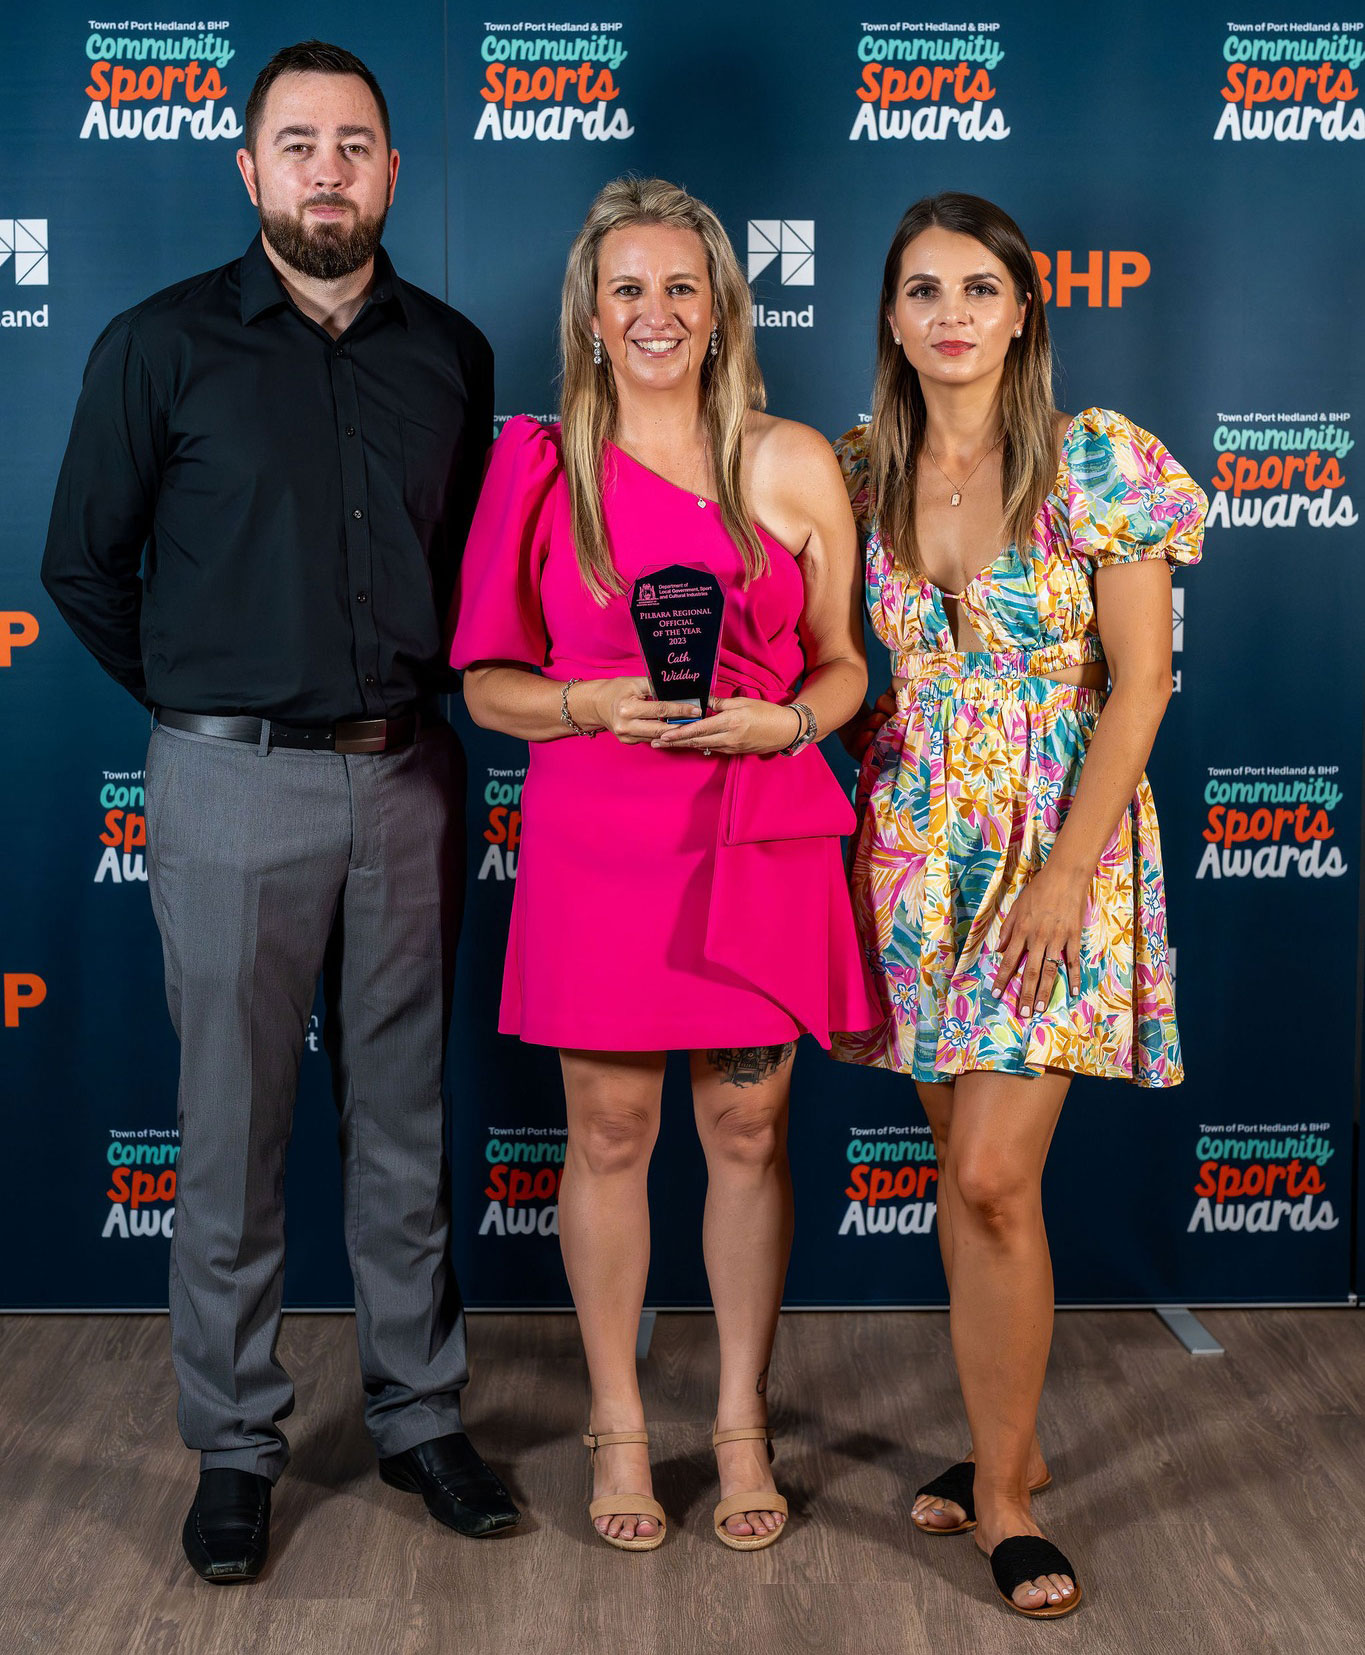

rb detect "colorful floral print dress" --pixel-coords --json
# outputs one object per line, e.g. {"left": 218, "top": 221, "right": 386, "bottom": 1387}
{"left": 833, "top": 409, "right": 1206, "bottom": 1086}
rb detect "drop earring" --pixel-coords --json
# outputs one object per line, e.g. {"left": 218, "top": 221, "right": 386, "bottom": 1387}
{"left": 710, "top": 325, "right": 719, "bottom": 358}
{"left": 592, "top": 333, "right": 602, "bottom": 366}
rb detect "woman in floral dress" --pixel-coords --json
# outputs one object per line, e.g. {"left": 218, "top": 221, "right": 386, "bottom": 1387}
{"left": 835, "top": 193, "right": 1205, "bottom": 1618}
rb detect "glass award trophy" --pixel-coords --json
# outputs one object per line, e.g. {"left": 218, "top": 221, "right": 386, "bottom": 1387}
{"left": 629, "top": 564, "right": 726, "bottom": 725}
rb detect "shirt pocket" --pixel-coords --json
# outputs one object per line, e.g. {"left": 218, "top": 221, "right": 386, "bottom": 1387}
{"left": 401, "top": 413, "right": 457, "bottom": 524}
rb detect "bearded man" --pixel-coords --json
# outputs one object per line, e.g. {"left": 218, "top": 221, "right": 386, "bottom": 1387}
{"left": 41, "top": 40, "right": 519, "bottom": 1582}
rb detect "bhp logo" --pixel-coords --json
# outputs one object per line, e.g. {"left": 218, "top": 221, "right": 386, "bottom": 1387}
{"left": 1, "top": 613, "right": 39, "bottom": 666}
{"left": 1031, "top": 250, "right": 1149, "bottom": 308}
{"left": 4, "top": 974, "right": 46, "bottom": 1027}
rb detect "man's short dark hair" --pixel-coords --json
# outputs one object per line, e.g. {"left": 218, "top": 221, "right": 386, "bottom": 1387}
{"left": 244, "top": 40, "right": 392, "bottom": 151}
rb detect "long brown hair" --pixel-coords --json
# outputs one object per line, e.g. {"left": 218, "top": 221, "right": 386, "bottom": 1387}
{"left": 868, "top": 192, "right": 1056, "bottom": 577}
{"left": 559, "top": 176, "right": 767, "bottom": 602}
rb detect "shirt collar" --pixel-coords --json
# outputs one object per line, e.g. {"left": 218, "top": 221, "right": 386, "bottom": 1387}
{"left": 239, "top": 234, "right": 409, "bottom": 327}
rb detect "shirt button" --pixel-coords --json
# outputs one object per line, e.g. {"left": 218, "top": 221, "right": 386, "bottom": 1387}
{"left": 352, "top": 508, "right": 363, "bottom": 520}
{"left": 356, "top": 590, "right": 368, "bottom": 603}
{"left": 334, "top": 346, "right": 346, "bottom": 357}
{"left": 345, "top": 425, "right": 356, "bottom": 437}
{"left": 365, "top": 674, "right": 376, "bottom": 687}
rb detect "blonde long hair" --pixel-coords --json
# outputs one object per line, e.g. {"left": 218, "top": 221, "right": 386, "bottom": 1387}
{"left": 559, "top": 177, "right": 766, "bottom": 601}
{"left": 868, "top": 193, "right": 1057, "bottom": 577}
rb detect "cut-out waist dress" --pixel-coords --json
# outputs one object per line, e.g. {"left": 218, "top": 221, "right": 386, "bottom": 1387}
{"left": 832, "top": 408, "right": 1207, "bottom": 1086}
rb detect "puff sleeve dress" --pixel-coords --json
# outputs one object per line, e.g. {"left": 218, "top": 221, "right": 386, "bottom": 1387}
{"left": 832, "top": 409, "right": 1206, "bottom": 1086}
{"left": 451, "top": 415, "right": 880, "bottom": 1051}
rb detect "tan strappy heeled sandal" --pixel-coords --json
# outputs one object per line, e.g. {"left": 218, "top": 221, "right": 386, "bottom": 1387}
{"left": 711, "top": 1426, "right": 788, "bottom": 1551}
{"left": 582, "top": 1429, "right": 666, "bottom": 1552}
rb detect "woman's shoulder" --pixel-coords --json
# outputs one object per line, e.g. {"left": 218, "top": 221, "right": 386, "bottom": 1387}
{"left": 745, "top": 409, "right": 839, "bottom": 468}
{"left": 744, "top": 411, "right": 845, "bottom": 502}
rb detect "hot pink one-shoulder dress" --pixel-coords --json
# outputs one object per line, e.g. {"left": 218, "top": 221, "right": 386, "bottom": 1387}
{"left": 450, "top": 415, "right": 880, "bottom": 1051}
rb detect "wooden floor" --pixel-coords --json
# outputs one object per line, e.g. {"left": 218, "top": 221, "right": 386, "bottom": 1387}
{"left": 2, "top": 1308, "right": 1364, "bottom": 1654}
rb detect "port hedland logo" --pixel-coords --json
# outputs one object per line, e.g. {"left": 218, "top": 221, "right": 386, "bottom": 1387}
{"left": 1, "top": 220, "right": 50, "bottom": 329}
{"left": 0, "top": 220, "right": 47, "bottom": 284}
{"left": 747, "top": 220, "right": 814, "bottom": 331}
{"left": 1171, "top": 586, "right": 1184, "bottom": 694}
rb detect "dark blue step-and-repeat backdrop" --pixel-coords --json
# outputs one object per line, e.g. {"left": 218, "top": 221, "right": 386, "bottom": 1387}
{"left": 2, "top": 3, "right": 1361, "bottom": 1311}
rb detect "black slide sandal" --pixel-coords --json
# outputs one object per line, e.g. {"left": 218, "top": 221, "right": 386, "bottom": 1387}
{"left": 913, "top": 1460, "right": 977, "bottom": 1535}
{"left": 988, "top": 1535, "right": 1082, "bottom": 1618}
{"left": 912, "top": 1461, "right": 1054, "bottom": 1536}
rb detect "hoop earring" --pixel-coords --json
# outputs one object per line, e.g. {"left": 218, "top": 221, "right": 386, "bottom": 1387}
{"left": 710, "top": 326, "right": 719, "bottom": 358}
{"left": 592, "top": 333, "right": 603, "bottom": 366}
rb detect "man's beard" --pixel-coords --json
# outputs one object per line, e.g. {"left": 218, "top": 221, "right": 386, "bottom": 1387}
{"left": 259, "top": 196, "right": 388, "bottom": 281}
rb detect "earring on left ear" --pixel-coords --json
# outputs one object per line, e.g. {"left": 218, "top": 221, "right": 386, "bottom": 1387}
{"left": 710, "top": 325, "right": 719, "bottom": 358}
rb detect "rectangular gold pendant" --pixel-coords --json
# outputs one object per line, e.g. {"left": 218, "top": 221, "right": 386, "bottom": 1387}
{"left": 950, "top": 491, "right": 961, "bottom": 506}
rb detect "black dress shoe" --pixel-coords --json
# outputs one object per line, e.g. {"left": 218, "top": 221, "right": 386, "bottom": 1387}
{"left": 182, "top": 1469, "right": 271, "bottom": 1583}
{"left": 379, "top": 1433, "right": 521, "bottom": 1537}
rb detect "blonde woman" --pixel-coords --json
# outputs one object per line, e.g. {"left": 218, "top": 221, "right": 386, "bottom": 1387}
{"left": 452, "top": 178, "right": 878, "bottom": 1551}
{"left": 836, "top": 193, "right": 1206, "bottom": 1617}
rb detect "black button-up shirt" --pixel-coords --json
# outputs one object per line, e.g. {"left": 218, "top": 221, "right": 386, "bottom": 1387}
{"left": 41, "top": 236, "right": 492, "bottom": 724}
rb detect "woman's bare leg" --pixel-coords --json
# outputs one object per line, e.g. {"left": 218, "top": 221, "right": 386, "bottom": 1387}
{"left": 558, "top": 1048, "right": 666, "bottom": 1541}
{"left": 918, "top": 1078, "right": 957, "bottom": 1285}
{"left": 690, "top": 1043, "right": 796, "bottom": 1538}
{"left": 911, "top": 1078, "right": 1049, "bottom": 1532}
{"left": 942, "top": 1068, "right": 1074, "bottom": 1609}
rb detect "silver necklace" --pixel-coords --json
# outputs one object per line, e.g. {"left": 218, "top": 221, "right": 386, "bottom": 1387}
{"left": 924, "top": 431, "right": 1003, "bottom": 507}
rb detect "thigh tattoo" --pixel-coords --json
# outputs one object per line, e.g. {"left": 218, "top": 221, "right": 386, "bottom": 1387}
{"left": 705, "top": 1042, "right": 797, "bottom": 1088}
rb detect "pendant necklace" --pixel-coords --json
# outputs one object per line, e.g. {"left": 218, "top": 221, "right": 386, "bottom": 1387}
{"left": 924, "top": 431, "right": 1004, "bottom": 507}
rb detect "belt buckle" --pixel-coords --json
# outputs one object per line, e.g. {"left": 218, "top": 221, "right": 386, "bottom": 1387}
{"left": 334, "top": 718, "right": 389, "bottom": 754}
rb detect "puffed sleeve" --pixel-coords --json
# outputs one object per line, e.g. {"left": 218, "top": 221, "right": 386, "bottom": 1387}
{"left": 833, "top": 424, "right": 872, "bottom": 530}
{"left": 449, "top": 414, "right": 560, "bottom": 669}
{"left": 1063, "top": 408, "right": 1206, "bottom": 570}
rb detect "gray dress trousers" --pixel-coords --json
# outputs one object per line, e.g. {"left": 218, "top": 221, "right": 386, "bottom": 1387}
{"left": 144, "top": 718, "right": 468, "bottom": 1481}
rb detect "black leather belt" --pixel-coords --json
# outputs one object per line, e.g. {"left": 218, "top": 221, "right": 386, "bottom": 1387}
{"left": 154, "top": 703, "right": 431, "bottom": 754}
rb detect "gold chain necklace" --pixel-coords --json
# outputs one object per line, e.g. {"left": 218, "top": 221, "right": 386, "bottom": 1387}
{"left": 924, "top": 431, "right": 1004, "bottom": 507}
